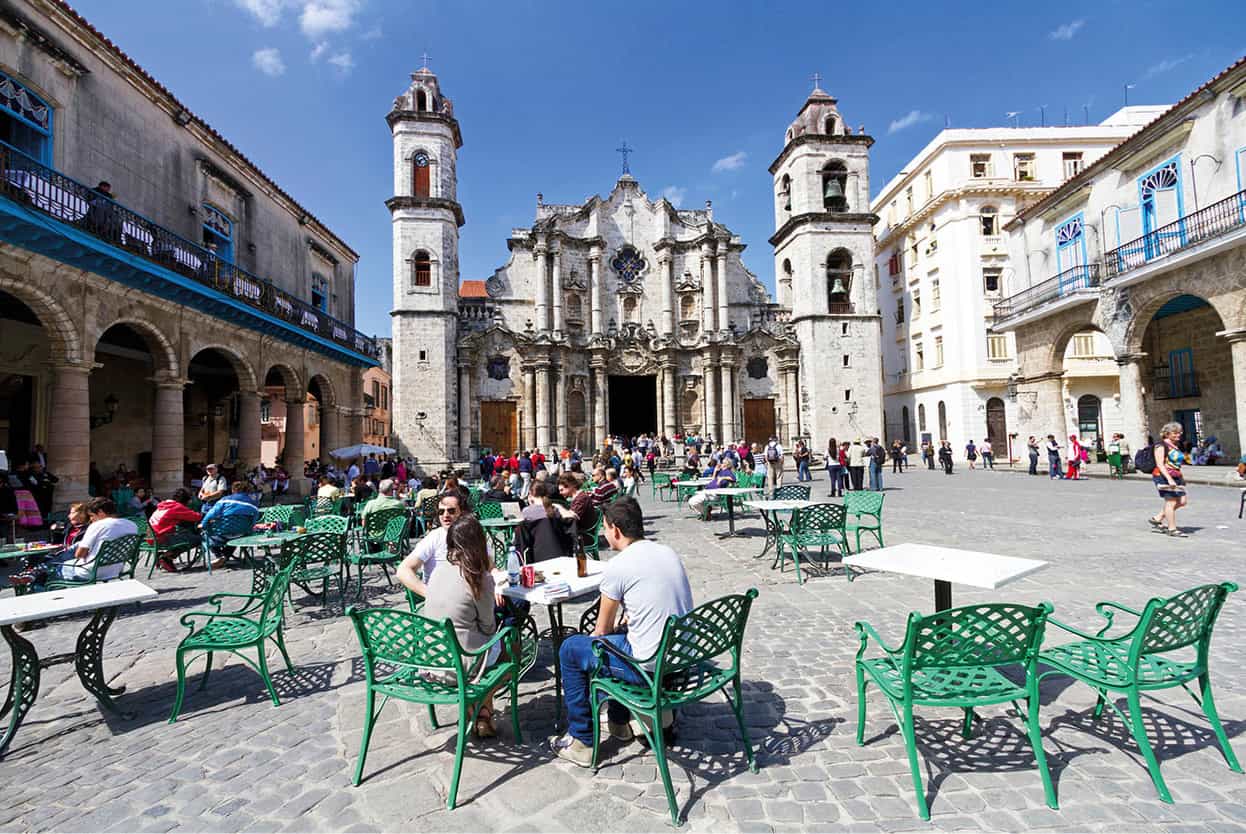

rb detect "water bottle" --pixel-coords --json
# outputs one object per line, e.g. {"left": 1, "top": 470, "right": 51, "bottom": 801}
{"left": 507, "top": 546, "right": 521, "bottom": 587}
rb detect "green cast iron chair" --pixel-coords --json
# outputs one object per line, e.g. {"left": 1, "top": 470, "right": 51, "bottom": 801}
{"left": 258, "top": 504, "right": 295, "bottom": 527}
{"left": 855, "top": 601, "right": 1058, "bottom": 820}
{"left": 844, "top": 491, "right": 885, "bottom": 553}
{"left": 199, "top": 513, "right": 259, "bottom": 573}
{"left": 579, "top": 509, "right": 605, "bottom": 560}
{"left": 588, "top": 589, "right": 760, "bottom": 827}
{"left": 346, "top": 606, "right": 522, "bottom": 809}
{"left": 772, "top": 483, "right": 811, "bottom": 501}
{"left": 306, "top": 514, "right": 350, "bottom": 534}
{"left": 1037, "top": 582, "right": 1240, "bottom": 802}
{"left": 43, "top": 533, "right": 142, "bottom": 592}
{"left": 282, "top": 531, "right": 346, "bottom": 611}
{"left": 168, "top": 562, "right": 296, "bottom": 722}
{"left": 775, "top": 503, "right": 848, "bottom": 585}
{"left": 475, "top": 500, "right": 503, "bottom": 520}
{"left": 347, "top": 514, "right": 408, "bottom": 598}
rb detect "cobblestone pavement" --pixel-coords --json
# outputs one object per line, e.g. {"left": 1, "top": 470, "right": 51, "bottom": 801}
{"left": 1, "top": 468, "right": 1244, "bottom": 833}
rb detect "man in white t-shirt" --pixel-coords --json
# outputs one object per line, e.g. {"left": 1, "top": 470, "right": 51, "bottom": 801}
{"left": 552, "top": 497, "right": 693, "bottom": 767}
{"left": 396, "top": 492, "right": 463, "bottom": 598}
{"left": 48, "top": 496, "right": 137, "bottom": 581}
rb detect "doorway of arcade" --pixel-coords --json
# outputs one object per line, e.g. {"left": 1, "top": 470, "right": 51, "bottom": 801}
{"left": 607, "top": 375, "right": 656, "bottom": 440}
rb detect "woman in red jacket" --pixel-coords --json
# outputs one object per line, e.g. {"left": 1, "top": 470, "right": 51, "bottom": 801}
{"left": 147, "top": 488, "right": 203, "bottom": 572}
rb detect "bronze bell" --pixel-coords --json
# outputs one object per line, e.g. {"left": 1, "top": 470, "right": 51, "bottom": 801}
{"left": 830, "top": 277, "right": 848, "bottom": 296}
{"left": 823, "top": 177, "right": 845, "bottom": 202}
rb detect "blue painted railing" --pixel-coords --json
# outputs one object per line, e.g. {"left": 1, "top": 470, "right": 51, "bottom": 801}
{"left": 1104, "top": 189, "right": 1246, "bottom": 280}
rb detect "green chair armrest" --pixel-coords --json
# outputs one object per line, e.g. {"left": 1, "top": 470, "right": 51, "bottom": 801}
{"left": 590, "top": 637, "right": 657, "bottom": 690}
{"left": 854, "top": 620, "right": 902, "bottom": 658}
{"left": 461, "top": 625, "right": 518, "bottom": 658}
{"left": 1092, "top": 600, "right": 1143, "bottom": 638}
{"left": 1045, "top": 615, "right": 1120, "bottom": 642}
{"left": 208, "top": 591, "right": 266, "bottom": 605}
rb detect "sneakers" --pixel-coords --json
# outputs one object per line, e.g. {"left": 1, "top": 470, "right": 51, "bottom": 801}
{"left": 550, "top": 734, "right": 594, "bottom": 768}
{"left": 608, "top": 721, "right": 634, "bottom": 742}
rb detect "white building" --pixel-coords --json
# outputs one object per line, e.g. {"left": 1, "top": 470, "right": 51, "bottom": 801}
{"left": 871, "top": 109, "right": 1164, "bottom": 460}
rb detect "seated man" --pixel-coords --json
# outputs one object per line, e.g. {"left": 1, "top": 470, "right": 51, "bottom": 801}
{"left": 147, "top": 488, "right": 203, "bottom": 572}
{"left": 43, "top": 497, "right": 138, "bottom": 583}
{"left": 552, "top": 498, "right": 693, "bottom": 766}
{"left": 197, "top": 463, "right": 228, "bottom": 508}
{"left": 316, "top": 475, "right": 343, "bottom": 502}
{"left": 590, "top": 467, "right": 620, "bottom": 506}
{"left": 688, "top": 459, "right": 735, "bottom": 519}
{"left": 482, "top": 474, "right": 510, "bottom": 502}
{"left": 396, "top": 492, "right": 463, "bottom": 598}
{"left": 360, "top": 478, "right": 403, "bottom": 527}
{"left": 201, "top": 481, "right": 261, "bottom": 568}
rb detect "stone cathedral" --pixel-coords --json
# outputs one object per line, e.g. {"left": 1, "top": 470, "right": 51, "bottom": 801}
{"left": 389, "top": 67, "right": 883, "bottom": 470}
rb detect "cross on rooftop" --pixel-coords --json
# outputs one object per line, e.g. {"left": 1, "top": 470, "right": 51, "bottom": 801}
{"left": 420, "top": 51, "right": 431, "bottom": 70}
{"left": 616, "top": 140, "right": 633, "bottom": 175}
{"left": 811, "top": 72, "right": 822, "bottom": 90}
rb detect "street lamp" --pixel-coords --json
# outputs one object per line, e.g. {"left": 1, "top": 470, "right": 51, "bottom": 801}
{"left": 90, "top": 393, "right": 120, "bottom": 429}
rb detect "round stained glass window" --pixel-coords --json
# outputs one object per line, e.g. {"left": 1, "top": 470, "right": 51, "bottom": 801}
{"left": 611, "top": 245, "right": 647, "bottom": 283}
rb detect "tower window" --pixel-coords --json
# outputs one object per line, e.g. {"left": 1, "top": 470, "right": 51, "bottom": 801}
{"left": 842, "top": 322, "right": 848, "bottom": 335}
{"left": 779, "top": 174, "right": 791, "bottom": 211}
{"left": 415, "top": 89, "right": 428, "bottom": 111}
{"left": 822, "top": 162, "right": 848, "bottom": 212}
{"left": 970, "top": 153, "right": 992, "bottom": 178}
{"left": 413, "top": 251, "right": 432, "bottom": 287}
{"left": 979, "top": 205, "right": 999, "bottom": 236}
{"left": 824, "top": 115, "right": 837, "bottom": 135}
{"left": 311, "top": 272, "right": 328, "bottom": 312}
{"left": 827, "top": 250, "right": 852, "bottom": 313}
{"left": 842, "top": 354, "right": 850, "bottom": 367}
{"left": 418, "top": 349, "right": 427, "bottom": 361}
{"left": 413, "top": 151, "right": 431, "bottom": 198}
{"left": 983, "top": 267, "right": 1003, "bottom": 295}
{"left": 844, "top": 389, "right": 852, "bottom": 402}
{"left": 0, "top": 71, "right": 52, "bottom": 164}
{"left": 782, "top": 258, "right": 793, "bottom": 279}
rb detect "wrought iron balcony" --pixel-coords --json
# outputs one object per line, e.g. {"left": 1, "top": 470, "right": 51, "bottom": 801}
{"left": 1103, "top": 189, "right": 1246, "bottom": 280}
{"left": 0, "top": 144, "right": 377, "bottom": 361}
{"left": 992, "top": 263, "right": 1100, "bottom": 320}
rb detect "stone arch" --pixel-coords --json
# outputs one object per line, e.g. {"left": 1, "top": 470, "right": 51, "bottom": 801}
{"left": 94, "top": 315, "right": 180, "bottom": 377}
{"left": 185, "top": 342, "right": 258, "bottom": 391}
{"left": 0, "top": 274, "right": 82, "bottom": 363}
{"left": 263, "top": 362, "right": 304, "bottom": 402}
{"left": 1122, "top": 289, "right": 1234, "bottom": 356}
{"left": 1049, "top": 319, "right": 1109, "bottom": 370}
{"left": 306, "top": 371, "right": 338, "bottom": 409}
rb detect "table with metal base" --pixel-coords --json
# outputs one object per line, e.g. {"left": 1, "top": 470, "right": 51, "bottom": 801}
{"left": 705, "top": 487, "right": 763, "bottom": 538}
{"left": 0, "top": 580, "right": 157, "bottom": 757}
{"left": 843, "top": 543, "right": 1047, "bottom": 611}
{"left": 742, "top": 499, "right": 815, "bottom": 559}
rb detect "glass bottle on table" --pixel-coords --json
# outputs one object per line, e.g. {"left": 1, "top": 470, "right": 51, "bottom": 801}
{"left": 575, "top": 536, "right": 588, "bottom": 578}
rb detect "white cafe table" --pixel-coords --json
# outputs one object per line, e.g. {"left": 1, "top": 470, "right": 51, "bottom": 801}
{"left": 700, "top": 486, "right": 763, "bottom": 538}
{"left": 0, "top": 579, "right": 157, "bottom": 756}
{"left": 742, "top": 498, "right": 816, "bottom": 560}
{"left": 500, "top": 556, "right": 604, "bottom": 728}
{"left": 842, "top": 543, "right": 1047, "bottom": 612}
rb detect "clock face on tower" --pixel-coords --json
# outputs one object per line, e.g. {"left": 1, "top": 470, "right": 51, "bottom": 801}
{"left": 414, "top": 152, "right": 429, "bottom": 167}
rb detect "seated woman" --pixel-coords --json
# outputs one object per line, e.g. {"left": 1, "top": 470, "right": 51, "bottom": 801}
{"left": 688, "top": 459, "right": 736, "bottom": 520}
{"left": 147, "top": 488, "right": 203, "bottom": 572}
{"left": 9, "top": 501, "right": 91, "bottom": 590}
{"left": 515, "top": 481, "right": 577, "bottom": 563}
{"left": 418, "top": 515, "right": 505, "bottom": 738}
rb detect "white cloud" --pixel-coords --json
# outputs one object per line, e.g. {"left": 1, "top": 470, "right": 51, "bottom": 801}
{"left": 309, "top": 41, "right": 329, "bottom": 61}
{"left": 360, "top": 24, "right": 383, "bottom": 40}
{"left": 887, "top": 109, "right": 932, "bottom": 134}
{"left": 328, "top": 51, "right": 355, "bottom": 72}
{"left": 711, "top": 151, "right": 747, "bottom": 173}
{"left": 1049, "top": 19, "right": 1085, "bottom": 41}
{"left": 1142, "top": 53, "right": 1194, "bottom": 80}
{"left": 300, "top": 0, "right": 360, "bottom": 40}
{"left": 661, "top": 186, "right": 687, "bottom": 207}
{"left": 234, "top": 0, "right": 283, "bottom": 27}
{"left": 251, "top": 47, "right": 286, "bottom": 76}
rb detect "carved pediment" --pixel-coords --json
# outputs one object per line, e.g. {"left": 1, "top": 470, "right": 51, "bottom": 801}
{"left": 674, "top": 270, "right": 700, "bottom": 293}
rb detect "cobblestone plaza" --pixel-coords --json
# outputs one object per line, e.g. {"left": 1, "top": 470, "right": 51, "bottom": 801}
{"left": 1, "top": 469, "right": 1243, "bottom": 833}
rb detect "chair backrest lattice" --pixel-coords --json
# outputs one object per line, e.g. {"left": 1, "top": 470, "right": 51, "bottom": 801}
{"left": 381, "top": 515, "right": 408, "bottom": 552}
{"left": 905, "top": 602, "right": 1052, "bottom": 672}
{"left": 283, "top": 531, "right": 345, "bottom": 572}
{"left": 845, "top": 491, "right": 885, "bottom": 518}
{"left": 773, "top": 484, "right": 810, "bottom": 501}
{"left": 476, "top": 501, "right": 503, "bottom": 520}
{"left": 1135, "top": 582, "right": 1236, "bottom": 656}
{"left": 306, "top": 515, "right": 349, "bottom": 534}
{"left": 259, "top": 564, "right": 296, "bottom": 632}
{"left": 655, "top": 589, "right": 759, "bottom": 682}
{"left": 314, "top": 496, "right": 341, "bottom": 516}
{"left": 349, "top": 607, "right": 463, "bottom": 675}
{"left": 790, "top": 503, "right": 846, "bottom": 535}
{"left": 364, "top": 507, "right": 405, "bottom": 540}
{"left": 419, "top": 496, "right": 440, "bottom": 526}
{"left": 95, "top": 533, "right": 142, "bottom": 576}
{"left": 205, "top": 513, "right": 258, "bottom": 542}
{"left": 260, "top": 505, "right": 294, "bottom": 525}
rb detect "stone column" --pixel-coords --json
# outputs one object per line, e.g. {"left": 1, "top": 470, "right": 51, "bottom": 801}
{"left": 535, "top": 242, "right": 549, "bottom": 333}
{"left": 660, "top": 253, "right": 674, "bottom": 336}
{"left": 783, "top": 366, "right": 800, "bottom": 443}
{"left": 523, "top": 367, "right": 537, "bottom": 449}
{"left": 284, "top": 397, "right": 307, "bottom": 495}
{"left": 535, "top": 364, "right": 551, "bottom": 451}
{"left": 149, "top": 376, "right": 187, "bottom": 497}
{"left": 720, "top": 362, "right": 736, "bottom": 441}
{"left": 592, "top": 361, "right": 608, "bottom": 446}
{"left": 655, "top": 366, "right": 665, "bottom": 438}
{"left": 704, "top": 357, "right": 719, "bottom": 442}
{"left": 1224, "top": 331, "right": 1246, "bottom": 461}
{"left": 47, "top": 361, "right": 92, "bottom": 507}
{"left": 234, "top": 388, "right": 262, "bottom": 469}
{"left": 716, "top": 242, "right": 729, "bottom": 335}
{"left": 663, "top": 362, "right": 678, "bottom": 438}
{"left": 589, "top": 248, "right": 603, "bottom": 336}
{"left": 700, "top": 243, "right": 716, "bottom": 333}
{"left": 458, "top": 363, "right": 472, "bottom": 459}
{"left": 554, "top": 366, "right": 568, "bottom": 449}
{"left": 1115, "top": 354, "right": 1150, "bottom": 452}
{"left": 551, "top": 245, "right": 563, "bottom": 337}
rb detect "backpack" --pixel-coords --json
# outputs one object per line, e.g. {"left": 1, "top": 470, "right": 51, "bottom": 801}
{"left": 1134, "top": 445, "right": 1156, "bottom": 473}
{"left": 765, "top": 443, "right": 780, "bottom": 462}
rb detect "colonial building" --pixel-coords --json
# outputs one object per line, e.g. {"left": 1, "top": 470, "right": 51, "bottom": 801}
{"left": 0, "top": 0, "right": 378, "bottom": 505}
{"left": 388, "top": 70, "right": 883, "bottom": 469}
{"left": 871, "top": 109, "right": 1164, "bottom": 457}
{"left": 994, "top": 56, "right": 1246, "bottom": 462}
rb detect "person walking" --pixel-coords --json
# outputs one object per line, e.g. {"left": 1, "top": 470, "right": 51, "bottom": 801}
{"left": 763, "top": 436, "right": 785, "bottom": 495}
{"left": 980, "top": 438, "right": 994, "bottom": 470}
{"left": 793, "top": 440, "right": 812, "bottom": 482}
{"left": 937, "top": 441, "right": 954, "bottom": 475}
{"left": 826, "top": 437, "right": 843, "bottom": 497}
{"left": 868, "top": 438, "right": 885, "bottom": 491}
{"left": 1148, "top": 422, "right": 1189, "bottom": 537}
{"left": 848, "top": 439, "right": 867, "bottom": 491}
{"left": 1066, "top": 435, "right": 1084, "bottom": 481}
{"left": 965, "top": 440, "right": 978, "bottom": 471}
{"left": 1027, "top": 436, "right": 1040, "bottom": 475}
{"left": 890, "top": 440, "right": 904, "bottom": 474}
{"left": 1046, "top": 435, "right": 1062, "bottom": 479}
{"left": 923, "top": 440, "right": 935, "bottom": 470}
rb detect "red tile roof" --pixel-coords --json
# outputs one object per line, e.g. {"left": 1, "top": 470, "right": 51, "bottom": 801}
{"left": 459, "top": 280, "right": 488, "bottom": 298}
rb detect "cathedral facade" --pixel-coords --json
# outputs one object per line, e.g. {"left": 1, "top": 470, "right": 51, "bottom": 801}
{"left": 389, "top": 68, "right": 883, "bottom": 469}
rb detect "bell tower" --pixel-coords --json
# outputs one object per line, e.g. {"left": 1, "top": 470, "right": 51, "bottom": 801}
{"left": 770, "top": 79, "right": 883, "bottom": 444}
{"left": 388, "top": 65, "right": 465, "bottom": 471}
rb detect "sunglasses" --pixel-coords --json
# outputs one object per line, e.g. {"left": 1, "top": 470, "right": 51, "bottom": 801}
{"left": 438, "top": 508, "right": 460, "bottom": 515}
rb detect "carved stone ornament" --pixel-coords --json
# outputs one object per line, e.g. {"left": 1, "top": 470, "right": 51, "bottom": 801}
{"left": 675, "top": 269, "right": 700, "bottom": 292}
{"left": 618, "top": 348, "right": 653, "bottom": 374}
{"left": 747, "top": 356, "right": 769, "bottom": 379}
{"left": 487, "top": 355, "right": 511, "bottom": 381}
{"left": 616, "top": 281, "right": 645, "bottom": 297}
{"left": 485, "top": 273, "right": 507, "bottom": 298}
{"left": 563, "top": 269, "right": 588, "bottom": 291}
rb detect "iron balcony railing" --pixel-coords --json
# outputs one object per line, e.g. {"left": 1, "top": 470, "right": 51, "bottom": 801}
{"left": 0, "top": 144, "right": 377, "bottom": 359}
{"left": 992, "top": 263, "right": 1100, "bottom": 320}
{"left": 1104, "top": 188, "right": 1246, "bottom": 280}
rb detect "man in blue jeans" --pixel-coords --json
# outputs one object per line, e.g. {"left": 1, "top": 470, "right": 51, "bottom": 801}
{"left": 551, "top": 497, "right": 693, "bottom": 766}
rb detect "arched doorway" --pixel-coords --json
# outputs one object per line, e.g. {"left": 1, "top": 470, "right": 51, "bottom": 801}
{"left": 986, "top": 397, "right": 1007, "bottom": 453}
{"left": 307, "top": 375, "right": 335, "bottom": 463}
{"left": 0, "top": 290, "right": 46, "bottom": 463}
{"left": 937, "top": 401, "right": 948, "bottom": 441}
{"left": 187, "top": 349, "right": 242, "bottom": 473}
{"left": 262, "top": 364, "right": 306, "bottom": 473}
{"left": 1077, "top": 395, "right": 1102, "bottom": 443}
{"left": 901, "top": 406, "right": 912, "bottom": 443}
{"left": 92, "top": 323, "right": 161, "bottom": 489}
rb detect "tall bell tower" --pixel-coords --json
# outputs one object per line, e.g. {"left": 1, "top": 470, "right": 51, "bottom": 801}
{"left": 388, "top": 65, "right": 465, "bottom": 471}
{"left": 770, "top": 80, "right": 883, "bottom": 444}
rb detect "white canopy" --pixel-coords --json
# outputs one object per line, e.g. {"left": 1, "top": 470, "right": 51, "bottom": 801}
{"left": 329, "top": 443, "right": 396, "bottom": 459}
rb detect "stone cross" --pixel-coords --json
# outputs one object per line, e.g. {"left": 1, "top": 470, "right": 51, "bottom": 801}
{"left": 616, "top": 141, "right": 633, "bottom": 175}
{"left": 420, "top": 51, "right": 431, "bottom": 70}
{"left": 811, "top": 72, "right": 822, "bottom": 90}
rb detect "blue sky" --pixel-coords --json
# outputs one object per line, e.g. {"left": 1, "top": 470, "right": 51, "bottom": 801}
{"left": 71, "top": 0, "right": 1245, "bottom": 339}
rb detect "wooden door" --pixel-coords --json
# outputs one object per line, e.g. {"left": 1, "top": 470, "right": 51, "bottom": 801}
{"left": 742, "top": 398, "right": 776, "bottom": 447}
{"left": 480, "top": 401, "right": 517, "bottom": 455}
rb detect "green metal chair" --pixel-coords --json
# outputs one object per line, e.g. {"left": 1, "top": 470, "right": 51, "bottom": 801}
{"left": 775, "top": 503, "right": 848, "bottom": 584}
{"left": 475, "top": 500, "right": 502, "bottom": 520}
{"left": 348, "top": 514, "right": 408, "bottom": 598}
{"left": 589, "top": 589, "right": 760, "bottom": 827}
{"left": 855, "top": 601, "right": 1058, "bottom": 820}
{"left": 844, "top": 491, "right": 885, "bottom": 553}
{"left": 346, "top": 606, "right": 523, "bottom": 808}
{"left": 579, "top": 508, "right": 604, "bottom": 560}
{"left": 1037, "top": 582, "right": 1240, "bottom": 803}
{"left": 199, "top": 512, "right": 259, "bottom": 572}
{"left": 306, "top": 514, "right": 349, "bottom": 534}
{"left": 133, "top": 514, "right": 197, "bottom": 578}
{"left": 772, "top": 483, "right": 810, "bottom": 501}
{"left": 258, "top": 505, "right": 295, "bottom": 526}
{"left": 43, "top": 533, "right": 142, "bottom": 592}
{"left": 282, "top": 531, "right": 346, "bottom": 611}
{"left": 168, "top": 562, "right": 296, "bottom": 722}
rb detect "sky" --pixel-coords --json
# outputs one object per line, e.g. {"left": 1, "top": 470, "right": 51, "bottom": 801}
{"left": 70, "top": 0, "right": 1246, "bottom": 340}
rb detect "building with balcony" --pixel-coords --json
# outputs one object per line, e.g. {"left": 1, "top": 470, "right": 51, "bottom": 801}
{"left": 362, "top": 365, "right": 392, "bottom": 450}
{"left": 872, "top": 112, "right": 1159, "bottom": 456}
{"left": 995, "top": 55, "right": 1246, "bottom": 463}
{"left": 0, "top": 0, "right": 378, "bottom": 504}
